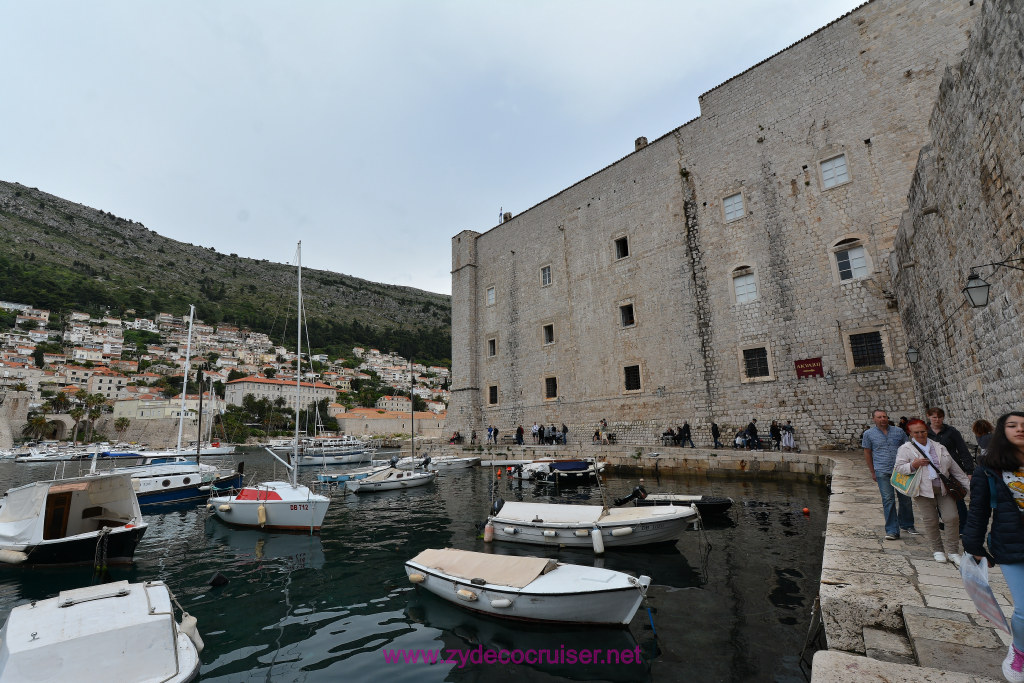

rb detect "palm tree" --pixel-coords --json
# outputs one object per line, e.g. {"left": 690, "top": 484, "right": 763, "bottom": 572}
{"left": 21, "top": 413, "right": 49, "bottom": 440}
{"left": 69, "top": 406, "right": 85, "bottom": 444}
{"left": 51, "top": 392, "right": 71, "bottom": 413}
{"left": 114, "top": 417, "right": 130, "bottom": 441}
{"left": 83, "top": 393, "right": 106, "bottom": 442}
{"left": 13, "top": 382, "right": 28, "bottom": 392}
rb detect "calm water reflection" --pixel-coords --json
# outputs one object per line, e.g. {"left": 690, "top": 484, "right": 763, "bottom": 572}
{"left": 0, "top": 453, "right": 826, "bottom": 682}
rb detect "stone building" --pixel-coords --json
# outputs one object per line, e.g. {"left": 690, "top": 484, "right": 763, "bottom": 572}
{"left": 447, "top": 0, "right": 982, "bottom": 448}
{"left": 892, "top": 0, "right": 1023, "bottom": 427}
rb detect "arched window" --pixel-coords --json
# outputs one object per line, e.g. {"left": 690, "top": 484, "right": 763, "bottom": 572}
{"left": 732, "top": 266, "right": 758, "bottom": 304}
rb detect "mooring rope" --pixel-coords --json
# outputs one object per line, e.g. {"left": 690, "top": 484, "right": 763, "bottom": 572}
{"left": 93, "top": 527, "right": 111, "bottom": 574}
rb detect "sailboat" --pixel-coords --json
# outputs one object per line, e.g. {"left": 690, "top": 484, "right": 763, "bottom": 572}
{"left": 207, "top": 242, "right": 330, "bottom": 532}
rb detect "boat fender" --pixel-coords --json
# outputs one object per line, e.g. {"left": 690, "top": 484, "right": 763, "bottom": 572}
{"left": 574, "top": 529, "right": 589, "bottom": 537}
{"left": 179, "top": 613, "right": 205, "bottom": 653}
{"left": 408, "top": 573, "right": 425, "bottom": 583}
{"left": 490, "top": 598, "right": 512, "bottom": 608}
{"left": 502, "top": 527, "right": 517, "bottom": 535}
{"left": 218, "top": 504, "right": 232, "bottom": 512}
{"left": 591, "top": 528, "right": 605, "bottom": 555}
{"left": 611, "top": 527, "right": 633, "bottom": 537}
{"left": 490, "top": 497, "right": 505, "bottom": 516}
{"left": 257, "top": 504, "right": 267, "bottom": 527}
{"left": 483, "top": 523, "right": 494, "bottom": 542}
{"left": 456, "top": 589, "right": 478, "bottom": 602}
{"left": 0, "top": 549, "right": 28, "bottom": 564}
{"left": 206, "top": 503, "right": 214, "bottom": 511}
{"left": 542, "top": 530, "right": 556, "bottom": 537}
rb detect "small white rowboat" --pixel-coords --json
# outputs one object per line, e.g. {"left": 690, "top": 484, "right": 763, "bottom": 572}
{"left": 405, "top": 548, "right": 650, "bottom": 625}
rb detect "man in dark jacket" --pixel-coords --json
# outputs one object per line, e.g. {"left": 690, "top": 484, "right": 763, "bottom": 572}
{"left": 927, "top": 407, "right": 974, "bottom": 536}
{"left": 711, "top": 421, "right": 722, "bottom": 448}
{"left": 681, "top": 421, "right": 695, "bottom": 448}
{"left": 746, "top": 419, "right": 760, "bottom": 451}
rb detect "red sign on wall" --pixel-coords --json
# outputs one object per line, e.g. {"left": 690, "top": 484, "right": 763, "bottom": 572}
{"left": 795, "top": 357, "right": 824, "bottom": 378}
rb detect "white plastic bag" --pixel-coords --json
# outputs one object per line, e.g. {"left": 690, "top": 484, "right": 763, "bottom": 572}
{"left": 960, "top": 555, "right": 1011, "bottom": 634}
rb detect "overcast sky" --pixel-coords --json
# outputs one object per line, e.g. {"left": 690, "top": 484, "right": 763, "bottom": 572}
{"left": 3, "top": 1, "right": 864, "bottom": 295}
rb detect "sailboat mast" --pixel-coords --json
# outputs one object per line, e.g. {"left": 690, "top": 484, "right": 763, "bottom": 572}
{"left": 293, "top": 242, "right": 302, "bottom": 486}
{"left": 409, "top": 360, "right": 414, "bottom": 460}
{"left": 195, "top": 368, "right": 204, "bottom": 465}
{"left": 176, "top": 305, "right": 195, "bottom": 453}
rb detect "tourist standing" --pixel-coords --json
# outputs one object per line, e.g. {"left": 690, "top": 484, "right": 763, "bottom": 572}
{"left": 486, "top": 425, "right": 493, "bottom": 444}
{"left": 680, "top": 421, "right": 694, "bottom": 448}
{"left": 782, "top": 421, "right": 796, "bottom": 452}
{"left": 470, "top": 429, "right": 477, "bottom": 445}
{"left": 770, "top": 421, "right": 782, "bottom": 451}
{"left": 973, "top": 419, "right": 994, "bottom": 458}
{"left": 927, "top": 407, "right": 975, "bottom": 536}
{"left": 532, "top": 422, "right": 539, "bottom": 444}
{"left": 862, "top": 409, "right": 916, "bottom": 540}
{"left": 963, "top": 412, "right": 1024, "bottom": 682}
{"left": 711, "top": 421, "right": 722, "bottom": 448}
{"left": 515, "top": 425, "right": 524, "bottom": 445}
{"left": 894, "top": 419, "right": 969, "bottom": 564}
{"left": 746, "top": 419, "right": 760, "bottom": 451}
{"left": 561, "top": 423, "right": 569, "bottom": 445}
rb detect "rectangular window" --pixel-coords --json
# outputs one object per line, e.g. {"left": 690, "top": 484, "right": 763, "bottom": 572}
{"left": 487, "top": 338, "right": 496, "bottom": 357}
{"left": 486, "top": 287, "right": 495, "bottom": 306}
{"left": 619, "top": 304, "right": 635, "bottom": 327}
{"left": 488, "top": 385, "right": 498, "bottom": 405}
{"left": 850, "top": 331, "right": 885, "bottom": 367}
{"left": 545, "top": 377, "right": 557, "bottom": 399}
{"left": 733, "top": 272, "right": 758, "bottom": 304}
{"left": 743, "top": 347, "right": 770, "bottom": 378}
{"left": 723, "top": 193, "right": 745, "bottom": 222}
{"left": 821, "top": 154, "right": 849, "bottom": 189}
{"left": 835, "top": 246, "right": 868, "bottom": 280}
{"left": 623, "top": 365, "right": 641, "bottom": 391}
{"left": 540, "top": 265, "right": 551, "bottom": 287}
{"left": 614, "top": 236, "right": 629, "bottom": 260}
{"left": 543, "top": 324, "right": 554, "bottom": 344}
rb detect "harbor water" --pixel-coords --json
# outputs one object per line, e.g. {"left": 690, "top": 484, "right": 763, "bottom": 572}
{"left": 0, "top": 451, "right": 827, "bottom": 682}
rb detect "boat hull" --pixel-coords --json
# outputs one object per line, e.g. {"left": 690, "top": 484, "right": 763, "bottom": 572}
{"left": 404, "top": 562, "right": 646, "bottom": 625}
{"left": 298, "top": 451, "right": 369, "bottom": 466}
{"left": 636, "top": 494, "right": 733, "bottom": 515}
{"left": 489, "top": 505, "right": 696, "bottom": 549}
{"left": 138, "top": 472, "right": 244, "bottom": 510}
{"left": 345, "top": 470, "right": 436, "bottom": 493}
{"left": 6, "top": 525, "right": 148, "bottom": 566}
{"left": 209, "top": 483, "right": 330, "bottom": 531}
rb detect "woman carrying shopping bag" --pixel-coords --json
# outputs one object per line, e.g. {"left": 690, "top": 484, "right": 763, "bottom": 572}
{"left": 964, "top": 412, "right": 1024, "bottom": 682}
{"left": 894, "top": 418, "right": 970, "bottom": 565}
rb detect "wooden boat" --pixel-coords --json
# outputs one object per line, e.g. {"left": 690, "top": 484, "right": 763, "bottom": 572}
{"left": 488, "top": 500, "right": 697, "bottom": 552}
{"left": 345, "top": 467, "right": 436, "bottom": 493}
{"left": 614, "top": 485, "right": 733, "bottom": 516}
{"left": 405, "top": 548, "right": 650, "bottom": 625}
{"left": 0, "top": 473, "right": 147, "bottom": 566}
{"left": 0, "top": 580, "right": 202, "bottom": 682}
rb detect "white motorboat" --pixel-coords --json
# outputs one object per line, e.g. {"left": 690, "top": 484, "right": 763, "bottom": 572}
{"left": 345, "top": 467, "right": 436, "bottom": 493}
{"left": 405, "top": 548, "right": 651, "bottom": 625}
{"left": 96, "top": 455, "right": 243, "bottom": 510}
{"left": 487, "top": 500, "right": 698, "bottom": 552}
{"left": 0, "top": 473, "right": 147, "bottom": 566}
{"left": 0, "top": 580, "right": 202, "bottom": 682}
{"left": 14, "top": 448, "right": 75, "bottom": 463}
{"left": 510, "top": 459, "right": 605, "bottom": 486}
{"left": 207, "top": 243, "right": 330, "bottom": 532}
{"left": 315, "top": 464, "right": 389, "bottom": 485}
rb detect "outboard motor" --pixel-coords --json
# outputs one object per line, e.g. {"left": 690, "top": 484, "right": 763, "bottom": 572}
{"left": 390, "top": 455, "right": 400, "bottom": 467}
{"left": 490, "top": 497, "right": 505, "bottom": 516}
{"left": 613, "top": 485, "right": 648, "bottom": 507}
{"left": 420, "top": 456, "right": 431, "bottom": 468}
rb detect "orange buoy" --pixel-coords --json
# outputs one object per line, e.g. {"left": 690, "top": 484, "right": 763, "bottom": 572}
{"left": 802, "top": 507, "right": 810, "bottom": 515}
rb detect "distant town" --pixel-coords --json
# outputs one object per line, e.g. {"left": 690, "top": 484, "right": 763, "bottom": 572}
{"left": 0, "top": 299, "right": 450, "bottom": 441}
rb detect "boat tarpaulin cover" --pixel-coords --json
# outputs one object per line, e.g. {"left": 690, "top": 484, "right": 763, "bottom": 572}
{"left": 493, "top": 502, "right": 605, "bottom": 524}
{"left": 411, "top": 548, "right": 556, "bottom": 589}
{"left": 549, "top": 461, "right": 590, "bottom": 472}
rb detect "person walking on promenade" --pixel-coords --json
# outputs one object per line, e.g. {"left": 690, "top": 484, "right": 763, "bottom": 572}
{"left": 898, "top": 416, "right": 910, "bottom": 433}
{"left": 486, "top": 425, "right": 493, "bottom": 444}
{"left": 515, "top": 425, "right": 524, "bottom": 445}
{"left": 963, "top": 412, "right": 1024, "bottom": 682}
{"left": 493, "top": 426, "right": 499, "bottom": 444}
{"left": 711, "top": 421, "right": 722, "bottom": 448}
{"left": 532, "top": 422, "right": 539, "bottom": 444}
{"left": 769, "top": 421, "right": 782, "bottom": 451}
{"left": 561, "top": 423, "right": 569, "bottom": 445}
{"left": 927, "top": 407, "right": 975, "bottom": 536}
{"left": 746, "top": 419, "right": 760, "bottom": 451}
{"left": 782, "top": 420, "right": 796, "bottom": 452}
{"left": 470, "top": 430, "right": 477, "bottom": 445}
{"left": 681, "top": 421, "right": 695, "bottom": 448}
{"left": 974, "top": 419, "right": 995, "bottom": 458}
{"left": 863, "top": 409, "right": 916, "bottom": 540}
{"left": 895, "top": 419, "right": 970, "bottom": 565}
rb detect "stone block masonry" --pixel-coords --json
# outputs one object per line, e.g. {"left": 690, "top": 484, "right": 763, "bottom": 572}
{"left": 448, "top": 0, "right": 982, "bottom": 449}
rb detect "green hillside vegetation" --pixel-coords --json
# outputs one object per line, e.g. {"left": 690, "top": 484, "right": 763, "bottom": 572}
{"left": 0, "top": 180, "right": 451, "bottom": 365}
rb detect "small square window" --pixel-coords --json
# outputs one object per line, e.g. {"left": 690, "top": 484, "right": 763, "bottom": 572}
{"left": 623, "top": 365, "right": 641, "bottom": 391}
{"left": 850, "top": 331, "right": 885, "bottom": 367}
{"left": 619, "top": 304, "right": 635, "bottom": 327}
{"left": 488, "top": 385, "right": 498, "bottom": 405}
{"left": 836, "top": 245, "right": 869, "bottom": 280}
{"left": 543, "top": 324, "right": 554, "bottom": 344}
{"left": 743, "top": 347, "right": 770, "bottom": 378}
{"left": 487, "top": 338, "right": 496, "bottom": 357}
{"left": 614, "top": 237, "right": 629, "bottom": 260}
{"left": 821, "top": 154, "right": 850, "bottom": 189}
{"left": 733, "top": 272, "right": 758, "bottom": 304}
{"left": 545, "top": 377, "right": 557, "bottom": 399}
{"left": 540, "top": 265, "right": 552, "bottom": 287}
{"left": 486, "top": 287, "right": 495, "bottom": 306}
{"left": 723, "top": 193, "right": 745, "bottom": 222}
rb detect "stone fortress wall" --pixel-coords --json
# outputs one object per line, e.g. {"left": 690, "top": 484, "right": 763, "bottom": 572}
{"left": 892, "top": 0, "right": 1024, "bottom": 427}
{"left": 448, "top": 0, "right": 983, "bottom": 449}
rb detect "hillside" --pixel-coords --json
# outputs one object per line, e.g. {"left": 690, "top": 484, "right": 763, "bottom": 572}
{"left": 0, "top": 180, "right": 452, "bottom": 364}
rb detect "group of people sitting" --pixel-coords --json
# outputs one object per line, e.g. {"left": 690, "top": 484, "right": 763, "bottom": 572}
{"left": 662, "top": 423, "right": 696, "bottom": 448}
{"left": 733, "top": 419, "right": 797, "bottom": 451}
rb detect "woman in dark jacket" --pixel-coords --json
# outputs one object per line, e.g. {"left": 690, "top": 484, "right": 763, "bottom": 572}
{"left": 963, "top": 411, "right": 1024, "bottom": 682}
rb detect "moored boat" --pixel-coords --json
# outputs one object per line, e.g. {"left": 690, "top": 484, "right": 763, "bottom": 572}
{"left": 613, "top": 485, "right": 734, "bottom": 516}
{"left": 345, "top": 467, "right": 436, "bottom": 493}
{"left": 405, "top": 548, "right": 651, "bottom": 625}
{"left": 0, "top": 580, "right": 202, "bottom": 682}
